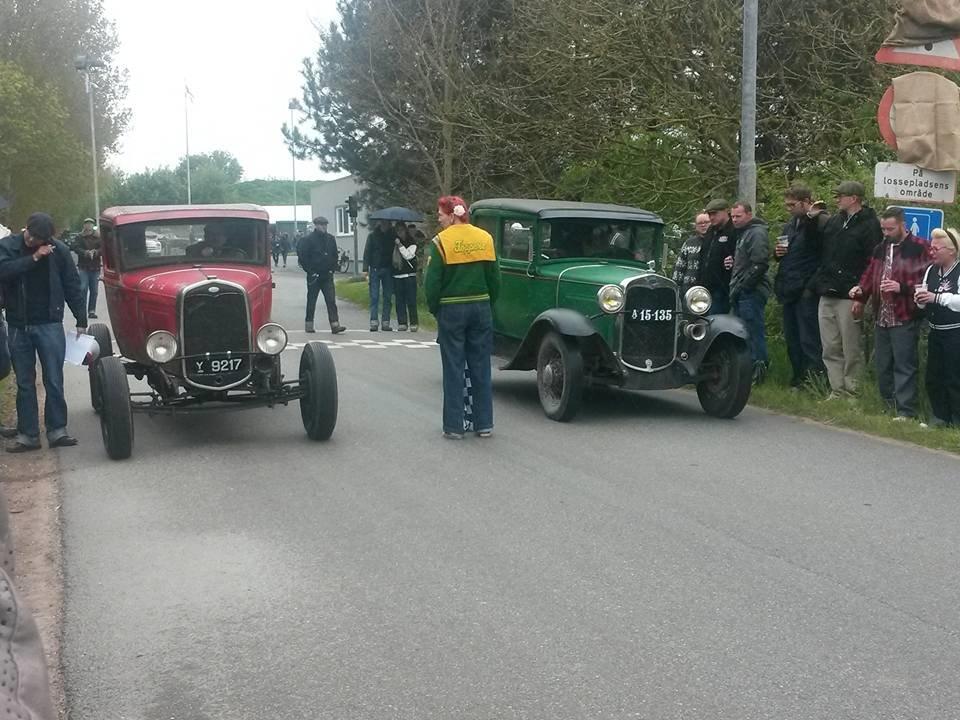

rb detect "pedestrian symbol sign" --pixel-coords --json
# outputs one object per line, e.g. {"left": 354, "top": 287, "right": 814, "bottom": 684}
{"left": 890, "top": 206, "right": 943, "bottom": 241}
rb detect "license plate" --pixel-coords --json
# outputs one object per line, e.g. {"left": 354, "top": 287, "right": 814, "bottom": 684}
{"left": 191, "top": 355, "right": 246, "bottom": 375}
{"left": 627, "top": 308, "right": 674, "bottom": 322}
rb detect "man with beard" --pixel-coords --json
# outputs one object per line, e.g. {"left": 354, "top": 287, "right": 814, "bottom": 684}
{"left": 774, "top": 184, "right": 828, "bottom": 387}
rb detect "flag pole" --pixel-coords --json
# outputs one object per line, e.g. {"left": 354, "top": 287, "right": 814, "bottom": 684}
{"left": 184, "top": 82, "right": 193, "bottom": 204}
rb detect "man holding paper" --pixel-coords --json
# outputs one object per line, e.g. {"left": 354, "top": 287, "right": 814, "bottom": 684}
{"left": 0, "top": 213, "right": 87, "bottom": 452}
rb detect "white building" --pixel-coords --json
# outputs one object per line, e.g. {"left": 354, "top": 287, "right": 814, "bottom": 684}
{"left": 309, "top": 175, "right": 369, "bottom": 264}
{"left": 262, "top": 205, "right": 313, "bottom": 237}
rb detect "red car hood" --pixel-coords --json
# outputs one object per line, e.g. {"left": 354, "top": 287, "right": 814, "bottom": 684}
{"left": 128, "top": 265, "right": 266, "bottom": 296}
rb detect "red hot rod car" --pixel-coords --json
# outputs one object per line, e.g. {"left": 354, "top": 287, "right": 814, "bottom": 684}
{"left": 87, "top": 204, "right": 337, "bottom": 459}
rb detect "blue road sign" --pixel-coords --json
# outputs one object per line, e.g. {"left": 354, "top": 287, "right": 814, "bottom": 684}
{"left": 891, "top": 206, "right": 944, "bottom": 240}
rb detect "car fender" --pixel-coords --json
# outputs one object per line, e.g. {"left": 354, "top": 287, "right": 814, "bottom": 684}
{"left": 501, "top": 308, "right": 600, "bottom": 371}
{"left": 682, "top": 313, "right": 750, "bottom": 367}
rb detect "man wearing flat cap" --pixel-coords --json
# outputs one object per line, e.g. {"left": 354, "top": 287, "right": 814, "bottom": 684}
{"left": 698, "top": 199, "right": 737, "bottom": 314}
{"left": 0, "top": 212, "right": 87, "bottom": 452}
{"left": 808, "top": 181, "right": 881, "bottom": 397}
{"left": 72, "top": 217, "right": 102, "bottom": 319}
{"left": 297, "top": 216, "right": 345, "bottom": 334}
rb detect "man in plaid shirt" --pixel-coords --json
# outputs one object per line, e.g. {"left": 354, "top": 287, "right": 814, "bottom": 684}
{"left": 849, "top": 207, "right": 932, "bottom": 420}
{"left": 672, "top": 212, "right": 709, "bottom": 295}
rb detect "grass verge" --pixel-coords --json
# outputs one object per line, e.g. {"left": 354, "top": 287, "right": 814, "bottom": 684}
{"left": 336, "top": 277, "right": 437, "bottom": 331}
{"left": 749, "top": 338, "right": 960, "bottom": 454}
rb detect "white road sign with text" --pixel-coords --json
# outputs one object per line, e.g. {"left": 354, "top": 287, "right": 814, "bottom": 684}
{"left": 874, "top": 162, "right": 957, "bottom": 204}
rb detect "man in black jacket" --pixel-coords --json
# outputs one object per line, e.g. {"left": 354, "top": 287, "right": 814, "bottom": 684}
{"left": 363, "top": 220, "right": 396, "bottom": 331}
{"left": 699, "top": 199, "right": 737, "bottom": 314}
{"left": 808, "top": 181, "right": 881, "bottom": 396}
{"left": 297, "top": 217, "right": 345, "bottom": 334}
{"left": 774, "top": 184, "right": 828, "bottom": 387}
{"left": 0, "top": 213, "right": 87, "bottom": 452}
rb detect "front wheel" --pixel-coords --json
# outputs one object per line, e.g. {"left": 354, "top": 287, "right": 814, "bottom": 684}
{"left": 98, "top": 356, "right": 134, "bottom": 459}
{"left": 536, "top": 332, "right": 584, "bottom": 422}
{"left": 696, "top": 337, "right": 752, "bottom": 418}
{"left": 299, "top": 342, "right": 338, "bottom": 440}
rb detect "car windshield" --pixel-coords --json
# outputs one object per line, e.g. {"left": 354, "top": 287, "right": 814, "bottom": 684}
{"left": 117, "top": 219, "right": 268, "bottom": 270}
{"left": 541, "top": 219, "right": 661, "bottom": 263}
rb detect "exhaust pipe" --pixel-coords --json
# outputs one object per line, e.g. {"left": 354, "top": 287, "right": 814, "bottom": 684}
{"left": 683, "top": 321, "right": 707, "bottom": 341}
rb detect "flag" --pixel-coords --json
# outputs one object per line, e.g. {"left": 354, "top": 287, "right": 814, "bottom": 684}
{"left": 185, "top": 83, "right": 194, "bottom": 102}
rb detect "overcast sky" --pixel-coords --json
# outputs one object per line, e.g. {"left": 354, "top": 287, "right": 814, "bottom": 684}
{"left": 102, "top": 0, "right": 342, "bottom": 181}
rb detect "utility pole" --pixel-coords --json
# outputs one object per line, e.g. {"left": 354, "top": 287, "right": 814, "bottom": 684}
{"left": 185, "top": 83, "right": 193, "bottom": 204}
{"left": 74, "top": 56, "right": 105, "bottom": 223}
{"left": 288, "top": 99, "right": 299, "bottom": 236}
{"left": 738, "top": 0, "right": 758, "bottom": 208}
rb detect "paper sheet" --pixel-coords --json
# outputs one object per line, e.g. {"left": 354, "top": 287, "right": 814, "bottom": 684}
{"left": 64, "top": 330, "right": 99, "bottom": 366}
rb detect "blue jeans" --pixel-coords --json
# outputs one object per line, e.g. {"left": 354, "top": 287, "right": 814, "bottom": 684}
{"left": 0, "top": 316, "right": 10, "bottom": 383}
{"left": 438, "top": 302, "right": 494, "bottom": 434}
{"left": 9, "top": 323, "right": 69, "bottom": 444}
{"left": 708, "top": 287, "right": 730, "bottom": 315}
{"left": 78, "top": 270, "right": 100, "bottom": 313}
{"left": 782, "top": 294, "right": 824, "bottom": 383}
{"left": 368, "top": 268, "right": 394, "bottom": 324}
{"left": 735, "top": 289, "right": 768, "bottom": 365}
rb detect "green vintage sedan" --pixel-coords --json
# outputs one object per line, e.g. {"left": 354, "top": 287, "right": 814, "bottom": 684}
{"left": 471, "top": 198, "right": 753, "bottom": 422}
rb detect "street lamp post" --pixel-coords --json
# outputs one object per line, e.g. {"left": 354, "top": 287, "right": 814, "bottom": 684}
{"left": 288, "top": 99, "right": 299, "bottom": 237}
{"left": 75, "top": 55, "right": 105, "bottom": 224}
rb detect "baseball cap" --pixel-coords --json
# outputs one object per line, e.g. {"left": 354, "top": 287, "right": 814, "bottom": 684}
{"left": 26, "top": 212, "right": 55, "bottom": 241}
{"left": 704, "top": 199, "right": 729, "bottom": 213}
{"left": 833, "top": 180, "right": 865, "bottom": 198}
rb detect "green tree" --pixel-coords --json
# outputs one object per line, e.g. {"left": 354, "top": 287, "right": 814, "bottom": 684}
{"left": 296, "top": 0, "right": 511, "bottom": 211}
{"left": 0, "top": 62, "right": 89, "bottom": 226}
{"left": 107, "top": 168, "right": 185, "bottom": 206}
{"left": 103, "top": 151, "right": 247, "bottom": 206}
{"left": 0, "top": 0, "right": 129, "bottom": 154}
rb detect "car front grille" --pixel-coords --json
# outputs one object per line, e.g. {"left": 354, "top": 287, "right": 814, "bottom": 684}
{"left": 181, "top": 282, "right": 250, "bottom": 388}
{"left": 620, "top": 282, "right": 678, "bottom": 371}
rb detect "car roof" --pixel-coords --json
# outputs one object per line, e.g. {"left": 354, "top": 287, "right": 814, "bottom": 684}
{"left": 471, "top": 198, "right": 663, "bottom": 224}
{"left": 101, "top": 204, "right": 269, "bottom": 225}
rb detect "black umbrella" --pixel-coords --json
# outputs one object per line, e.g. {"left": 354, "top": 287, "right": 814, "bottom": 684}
{"left": 367, "top": 206, "right": 424, "bottom": 222}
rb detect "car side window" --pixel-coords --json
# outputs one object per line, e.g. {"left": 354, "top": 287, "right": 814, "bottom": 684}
{"left": 501, "top": 220, "right": 533, "bottom": 262}
{"left": 100, "top": 223, "right": 115, "bottom": 270}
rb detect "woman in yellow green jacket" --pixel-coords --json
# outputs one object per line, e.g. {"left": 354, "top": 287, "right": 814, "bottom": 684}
{"left": 424, "top": 196, "right": 501, "bottom": 439}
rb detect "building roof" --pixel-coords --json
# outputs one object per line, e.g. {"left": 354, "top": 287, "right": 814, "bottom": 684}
{"left": 261, "top": 205, "right": 313, "bottom": 223}
{"left": 470, "top": 198, "right": 662, "bottom": 224}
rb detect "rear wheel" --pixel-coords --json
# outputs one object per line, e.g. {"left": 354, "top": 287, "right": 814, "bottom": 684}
{"left": 87, "top": 323, "right": 113, "bottom": 413}
{"left": 536, "top": 331, "right": 584, "bottom": 422}
{"left": 98, "top": 356, "right": 134, "bottom": 459}
{"left": 299, "top": 342, "right": 338, "bottom": 440}
{"left": 696, "top": 337, "right": 752, "bottom": 418}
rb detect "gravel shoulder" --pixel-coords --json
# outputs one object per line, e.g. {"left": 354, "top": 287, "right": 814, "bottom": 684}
{"left": 1, "top": 382, "right": 66, "bottom": 718}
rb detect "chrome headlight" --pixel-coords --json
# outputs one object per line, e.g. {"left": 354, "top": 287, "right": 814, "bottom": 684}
{"left": 684, "top": 286, "right": 712, "bottom": 316}
{"left": 145, "top": 330, "right": 178, "bottom": 363}
{"left": 597, "top": 284, "right": 625, "bottom": 314}
{"left": 256, "top": 323, "right": 288, "bottom": 355}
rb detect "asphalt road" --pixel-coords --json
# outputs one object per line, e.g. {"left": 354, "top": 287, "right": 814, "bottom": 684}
{"left": 59, "top": 268, "right": 960, "bottom": 720}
